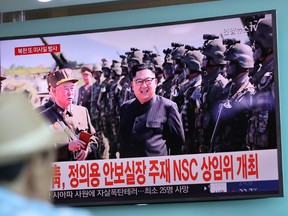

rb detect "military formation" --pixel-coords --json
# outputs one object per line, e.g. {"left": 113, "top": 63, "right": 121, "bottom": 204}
{"left": 1, "top": 16, "right": 275, "bottom": 160}
{"left": 80, "top": 16, "right": 276, "bottom": 159}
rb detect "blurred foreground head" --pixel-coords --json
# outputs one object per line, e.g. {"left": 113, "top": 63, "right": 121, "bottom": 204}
{"left": 0, "top": 93, "right": 59, "bottom": 201}
{"left": 0, "top": 93, "right": 57, "bottom": 164}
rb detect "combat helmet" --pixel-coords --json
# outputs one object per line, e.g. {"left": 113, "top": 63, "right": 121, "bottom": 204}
{"left": 101, "top": 58, "right": 110, "bottom": 69}
{"left": 151, "top": 54, "right": 164, "bottom": 70}
{"left": 202, "top": 38, "right": 226, "bottom": 65}
{"left": 142, "top": 50, "right": 153, "bottom": 63}
{"left": 111, "top": 60, "right": 122, "bottom": 76}
{"left": 120, "top": 55, "right": 128, "bottom": 68}
{"left": 225, "top": 43, "right": 254, "bottom": 69}
{"left": 128, "top": 49, "right": 143, "bottom": 64}
{"left": 101, "top": 58, "right": 111, "bottom": 78}
{"left": 162, "top": 48, "right": 173, "bottom": 67}
{"left": 92, "top": 64, "right": 103, "bottom": 73}
{"left": 92, "top": 64, "right": 102, "bottom": 80}
{"left": 171, "top": 45, "right": 186, "bottom": 60}
{"left": 182, "top": 50, "right": 204, "bottom": 72}
{"left": 251, "top": 18, "right": 273, "bottom": 50}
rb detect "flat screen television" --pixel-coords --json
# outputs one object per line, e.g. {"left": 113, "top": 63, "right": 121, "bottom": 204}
{"left": 0, "top": 9, "right": 282, "bottom": 206}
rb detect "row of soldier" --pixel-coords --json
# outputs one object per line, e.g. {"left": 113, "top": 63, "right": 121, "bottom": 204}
{"left": 75, "top": 17, "right": 275, "bottom": 159}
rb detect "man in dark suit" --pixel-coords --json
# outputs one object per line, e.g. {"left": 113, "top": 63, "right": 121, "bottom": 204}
{"left": 119, "top": 63, "right": 185, "bottom": 158}
{"left": 41, "top": 68, "right": 98, "bottom": 161}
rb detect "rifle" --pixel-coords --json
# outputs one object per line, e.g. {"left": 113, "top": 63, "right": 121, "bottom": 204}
{"left": 209, "top": 83, "right": 234, "bottom": 153}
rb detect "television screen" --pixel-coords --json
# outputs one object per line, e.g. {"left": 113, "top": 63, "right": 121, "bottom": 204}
{"left": 0, "top": 9, "right": 282, "bottom": 206}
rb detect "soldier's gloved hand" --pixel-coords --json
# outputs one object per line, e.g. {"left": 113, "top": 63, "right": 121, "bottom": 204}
{"left": 68, "top": 140, "right": 86, "bottom": 151}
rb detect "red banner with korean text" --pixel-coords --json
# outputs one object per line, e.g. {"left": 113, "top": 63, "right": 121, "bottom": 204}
{"left": 15, "top": 44, "right": 60, "bottom": 55}
{"left": 50, "top": 149, "right": 279, "bottom": 191}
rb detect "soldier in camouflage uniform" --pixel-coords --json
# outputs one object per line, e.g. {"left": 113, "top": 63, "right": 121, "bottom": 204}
{"left": 156, "top": 49, "right": 176, "bottom": 99}
{"left": 128, "top": 48, "right": 143, "bottom": 73}
{"left": 142, "top": 50, "right": 165, "bottom": 85}
{"left": 90, "top": 64, "right": 109, "bottom": 159}
{"left": 247, "top": 18, "right": 276, "bottom": 149}
{"left": 196, "top": 35, "right": 228, "bottom": 153}
{"left": 142, "top": 50, "right": 153, "bottom": 64}
{"left": 170, "top": 43, "right": 187, "bottom": 107}
{"left": 211, "top": 42, "right": 255, "bottom": 152}
{"left": 117, "top": 54, "right": 130, "bottom": 107}
{"left": 151, "top": 54, "right": 165, "bottom": 89}
{"left": 171, "top": 43, "right": 186, "bottom": 84}
{"left": 106, "top": 60, "right": 123, "bottom": 158}
{"left": 178, "top": 49, "right": 203, "bottom": 154}
{"left": 77, "top": 65, "right": 93, "bottom": 115}
{"left": 97, "top": 58, "right": 113, "bottom": 158}
{"left": 120, "top": 48, "right": 143, "bottom": 103}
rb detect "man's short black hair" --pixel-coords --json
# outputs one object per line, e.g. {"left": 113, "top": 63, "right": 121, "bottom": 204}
{"left": 0, "top": 150, "right": 50, "bottom": 183}
{"left": 0, "top": 161, "right": 26, "bottom": 182}
{"left": 131, "top": 63, "right": 156, "bottom": 79}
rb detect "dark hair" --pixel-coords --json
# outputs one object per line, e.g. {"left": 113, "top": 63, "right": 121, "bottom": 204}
{"left": 0, "top": 160, "right": 26, "bottom": 182}
{"left": 130, "top": 63, "right": 156, "bottom": 79}
{"left": 0, "top": 150, "right": 50, "bottom": 183}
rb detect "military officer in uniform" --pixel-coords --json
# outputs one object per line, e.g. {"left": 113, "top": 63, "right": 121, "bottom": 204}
{"left": 41, "top": 68, "right": 99, "bottom": 161}
{"left": 119, "top": 63, "right": 185, "bottom": 158}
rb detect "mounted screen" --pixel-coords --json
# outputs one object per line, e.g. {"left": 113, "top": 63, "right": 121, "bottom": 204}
{"left": 0, "top": 10, "right": 282, "bottom": 206}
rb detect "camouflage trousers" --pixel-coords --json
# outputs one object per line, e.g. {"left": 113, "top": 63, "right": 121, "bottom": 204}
{"left": 92, "top": 118, "right": 110, "bottom": 159}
